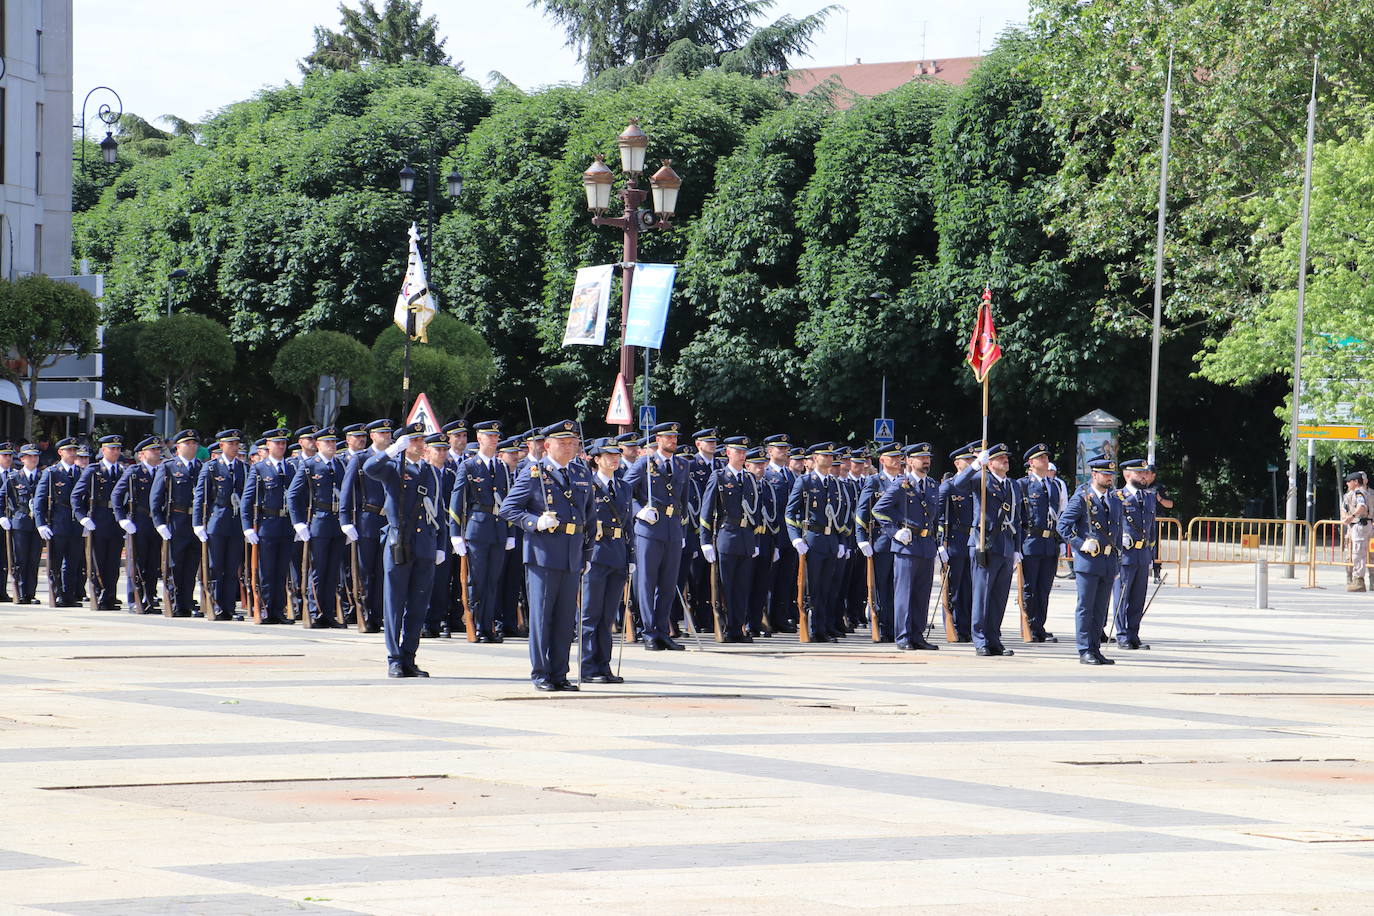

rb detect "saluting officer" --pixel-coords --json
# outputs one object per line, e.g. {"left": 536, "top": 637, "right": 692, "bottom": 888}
{"left": 873, "top": 442, "right": 942, "bottom": 650}
{"left": 786, "top": 442, "right": 848, "bottom": 642}
{"left": 743, "top": 447, "right": 777, "bottom": 637}
{"left": 1112, "top": 458, "right": 1156, "bottom": 650}
{"left": 2, "top": 444, "right": 43, "bottom": 604}
{"left": 34, "top": 438, "right": 86, "bottom": 606}
{"left": 338, "top": 419, "right": 393, "bottom": 632}
{"left": 151, "top": 430, "right": 203, "bottom": 616}
{"left": 72, "top": 434, "right": 126, "bottom": 610}
{"left": 1057, "top": 457, "right": 1125, "bottom": 665}
{"left": 938, "top": 443, "right": 978, "bottom": 641}
{"left": 1017, "top": 443, "right": 1063, "bottom": 643}
{"left": 192, "top": 430, "right": 248, "bottom": 620}
{"left": 948, "top": 442, "right": 1020, "bottom": 657}
{"left": 857, "top": 442, "right": 903, "bottom": 642}
{"left": 288, "top": 426, "right": 348, "bottom": 627}
{"left": 580, "top": 437, "right": 631, "bottom": 682}
{"left": 450, "top": 419, "right": 514, "bottom": 643}
{"left": 242, "top": 429, "right": 296, "bottom": 625}
{"left": 624, "top": 421, "right": 691, "bottom": 651}
{"left": 762, "top": 434, "right": 799, "bottom": 633}
{"left": 113, "top": 437, "right": 163, "bottom": 613}
{"left": 699, "top": 435, "right": 759, "bottom": 642}
{"left": 500, "top": 420, "right": 593, "bottom": 690}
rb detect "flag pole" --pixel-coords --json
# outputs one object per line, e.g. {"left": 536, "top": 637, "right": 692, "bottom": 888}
{"left": 979, "top": 372, "right": 988, "bottom": 559}
{"left": 1146, "top": 48, "right": 1174, "bottom": 467}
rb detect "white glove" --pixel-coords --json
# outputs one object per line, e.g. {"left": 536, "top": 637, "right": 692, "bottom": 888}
{"left": 436, "top": 549, "right": 445, "bottom": 566}
{"left": 505, "top": 536, "right": 515, "bottom": 550}
{"left": 1014, "top": 551, "right": 1023, "bottom": 566}
{"left": 340, "top": 523, "right": 358, "bottom": 544}
{"left": 193, "top": 525, "right": 208, "bottom": 542}
{"left": 773, "top": 548, "right": 780, "bottom": 562}
{"left": 752, "top": 546, "right": 760, "bottom": 558}
{"left": 838, "top": 545, "right": 848, "bottom": 559}
{"left": 1082, "top": 537, "right": 1099, "bottom": 556}
{"left": 385, "top": 435, "right": 413, "bottom": 458}
{"left": 119, "top": 518, "right": 137, "bottom": 535}
{"left": 628, "top": 563, "right": 636, "bottom": 576}
{"left": 451, "top": 536, "right": 467, "bottom": 556}
{"left": 701, "top": 544, "right": 716, "bottom": 564}
{"left": 972, "top": 449, "right": 989, "bottom": 469}
{"left": 536, "top": 513, "right": 559, "bottom": 531}
{"left": 294, "top": 523, "right": 310, "bottom": 542}
{"left": 156, "top": 524, "right": 172, "bottom": 541}
{"left": 937, "top": 546, "right": 949, "bottom": 564}
{"left": 792, "top": 537, "right": 808, "bottom": 556}
{"left": 0, "top": 517, "right": 9, "bottom": 531}
{"left": 584, "top": 561, "right": 592, "bottom": 574}
{"left": 636, "top": 506, "right": 659, "bottom": 524}
{"left": 38, "top": 525, "right": 53, "bottom": 540}
{"left": 243, "top": 528, "right": 259, "bottom": 545}
{"left": 894, "top": 527, "right": 913, "bottom": 546}
{"left": 81, "top": 516, "right": 97, "bottom": 532}
{"left": 858, "top": 542, "right": 873, "bottom": 558}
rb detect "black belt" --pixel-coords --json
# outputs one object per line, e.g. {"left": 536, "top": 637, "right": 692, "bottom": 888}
{"left": 311, "top": 502, "right": 340, "bottom": 513}
{"left": 170, "top": 505, "right": 191, "bottom": 514}
{"left": 91, "top": 499, "right": 110, "bottom": 508}
{"left": 259, "top": 507, "right": 287, "bottom": 517}
{"left": 362, "top": 503, "right": 384, "bottom": 515}
{"left": 472, "top": 504, "right": 499, "bottom": 514}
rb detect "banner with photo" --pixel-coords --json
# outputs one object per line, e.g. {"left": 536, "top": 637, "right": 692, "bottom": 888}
{"left": 623, "top": 263, "right": 676, "bottom": 349}
{"left": 562, "top": 264, "right": 614, "bottom": 346}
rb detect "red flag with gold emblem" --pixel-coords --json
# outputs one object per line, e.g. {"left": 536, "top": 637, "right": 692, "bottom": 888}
{"left": 965, "top": 287, "right": 1002, "bottom": 383}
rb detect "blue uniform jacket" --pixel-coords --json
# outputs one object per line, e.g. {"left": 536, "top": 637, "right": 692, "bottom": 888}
{"left": 1118, "top": 485, "right": 1157, "bottom": 566}
{"left": 2, "top": 468, "right": 40, "bottom": 531}
{"left": 1017, "top": 473, "right": 1063, "bottom": 557}
{"left": 785, "top": 471, "right": 847, "bottom": 550}
{"left": 1056, "top": 484, "right": 1124, "bottom": 576}
{"left": 450, "top": 454, "right": 511, "bottom": 545}
{"left": 33, "top": 462, "right": 81, "bottom": 535}
{"left": 287, "top": 454, "right": 346, "bottom": 539}
{"left": 699, "top": 467, "right": 760, "bottom": 558}
{"left": 587, "top": 472, "right": 632, "bottom": 569}
{"left": 150, "top": 457, "right": 201, "bottom": 535}
{"left": 193, "top": 457, "right": 247, "bottom": 536}
{"left": 338, "top": 448, "right": 389, "bottom": 538}
{"left": 856, "top": 472, "right": 900, "bottom": 551}
{"left": 499, "top": 457, "right": 593, "bottom": 572}
{"left": 623, "top": 452, "right": 690, "bottom": 544}
{"left": 948, "top": 465, "right": 1020, "bottom": 558}
{"left": 362, "top": 452, "right": 444, "bottom": 554}
{"left": 112, "top": 463, "right": 156, "bottom": 529}
{"left": 872, "top": 473, "right": 942, "bottom": 558}
{"left": 242, "top": 459, "right": 296, "bottom": 539}
{"left": 938, "top": 473, "right": 975, "bottom": 556}
{"left": 72, "top": 461, "right": 124, "bottom": 536}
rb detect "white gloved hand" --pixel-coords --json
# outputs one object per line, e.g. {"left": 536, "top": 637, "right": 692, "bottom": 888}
{"left": 584, "top": 561, "right": 592, "bottom": 574}
{"left": 451, "top": 536, "right": 467, "bottom": 556}
{"left": 156, "top": 524, "right": 172, "bottom": 541}
{"left": 38, "top": 525, "right": 53, "bottom": 540}
{"left": 294, "top": 524, "right": 310, "bottom": 542}
{"left": 1082, "top": 537, "right": 1100, "bottom": 556}
{"left": 701, "top": 544, "right": 716, "bottom": 564}
{"left": 792, "top": 537, "right": 808, "bottom": 556}
{"left": 772, "top": 548, "right": 780, "bottom": 562}
{"left": 119, "top": 518, "right": 137, "bottom": 535}
{"left": 385, "top": 435, "right": 413, "bottom": 458}
{"left": 505, "top": 536, "right": 515, "bottom": 550}
{"left": 536, "top": 513, "right": 559, "bottom": 532}
{"left": 193, "top": 525, "right": 208, "bottom": 542}
{"left": 80, "top": 516, "right": 97, "bottom": 532}
{"left": 243, "top": 528, "right": 259, "bottom": 545}
{"left": 838, "top": 545, "right": 848, "bottom": 559}
{"left": 858, "top": 542, "right": 873, "bottom": 558}
{"left": 340, "top": 523, "right": 358, "bottom": 544}
{"left": 0, "top": 517, "right": 9, "bottom": 531}
{"left": 436, "top": 549, "right": 446, "bottom": 566}
{"left": 628, "top": 562, "right": 636, "bottom": 576}
{"left": 937, "top": 546, "right": 949, "bottom": 564}
{"left": 752, "top": 546, "right": 760, "bottom": 558}
{"left": 1013, "top": 551, "right": 1023, "bottom": 566}
{"left": 894, "top": 527, "right": 913, "bottom": 545}
{"left": 635, "top": 506, "right": 659, "bottom": 524}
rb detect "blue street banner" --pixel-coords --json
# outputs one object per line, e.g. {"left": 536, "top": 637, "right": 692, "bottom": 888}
{"left": 623, "top": 263, "right": 676, "bottom": 349}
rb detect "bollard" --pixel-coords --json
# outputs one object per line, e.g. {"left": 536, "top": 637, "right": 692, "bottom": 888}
{"left": 1255, "top": 556, "right": 1269, "bottom": 609}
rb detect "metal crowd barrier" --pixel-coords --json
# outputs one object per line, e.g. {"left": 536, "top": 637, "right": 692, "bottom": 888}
{"left": 1154, "top": 517, "right": 1183, "bottom": 583}
{"left": 1182, "top": 517, "right": 1312, "bottom": 586}
{"left": 1307, "top": 519, "right": 1374, "bottom": 588}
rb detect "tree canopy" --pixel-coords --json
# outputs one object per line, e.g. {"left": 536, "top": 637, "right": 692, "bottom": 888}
{"left": 302, "top": 0, "right": 456, "bottom": 74}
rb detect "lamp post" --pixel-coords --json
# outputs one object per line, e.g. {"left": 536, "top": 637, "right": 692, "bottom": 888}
{"left": 163, "top": 269, "right": 189, "bottom": 438}
{"left": 581, "top": 119, "right": 682, "bottom": 434}
{"left": 394, "top": 121, "right": 464, "bottom": 406}
{"left": 74, "top": 86, "right": 123, "bottom": 173}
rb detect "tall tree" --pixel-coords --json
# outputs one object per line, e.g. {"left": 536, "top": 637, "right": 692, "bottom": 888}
{"left": 271, "top": 330, "right": 376, "bottom": 426}
{"left": 0, "top": 276, "right": 101, "bottom": 440}
{"left": 302, "top": 0, "right": 457, "bottom": 74}
{"left": 136, "top": 314, "right": 236, "bottom": 433}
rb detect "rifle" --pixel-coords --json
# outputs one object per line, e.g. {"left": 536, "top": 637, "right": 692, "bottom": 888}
{"left": 44, "top": 481, "right": 56, "bottom": 607}
{"left": 866, "top": 554, "right": 879, "bottom": 643}
{"left": 299, "top": 538, "right": 314, "bottom": 628}
{"left": 198, "top": 538, "right": 218, "bottom": 620}
{"left": 125, "top": 529, "right": 145, "bottom": 613}
{"left": 675, "top": 585, "right": 705, "bottom": 650}
{"left": 4, "top": 526, "right": 15, "bottom": 600}
{"left": 459, "top": 553, "right": 477, "bottom": 641}
{"left": 349, "top": 539, "right": 367, "bottom": 631}
{"left": 1015, "top": 561, "right": 1032, "bottom": 642}
{"left": 160, "top": 538, "right": 175, "bottom": 618}
{"left": 796, "top": 549, "right": 811, "bottom": 643}
{"left": 617, "top": 574, "right": 631, "bottom": 676}
{"left": 249, "top": 542, "right": 262, "bottom": 623}
{"left": 709, "top": 544, "right": 723, "bottom": 643}
{"left": 85, "top": 531, "right": 98, "bottom": 611}
{"left": 938, "top": 562, "right": 956, "bottom": 642}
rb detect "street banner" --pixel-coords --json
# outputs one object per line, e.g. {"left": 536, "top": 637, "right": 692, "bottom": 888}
{"left": 393, "top": 222, "right": 437, "bottom": 343}
{"left": 562, "top": 264, "right": 614, "bottom": 346}
{"left": 624, "top": 263, "right": 676, "bottom": 349}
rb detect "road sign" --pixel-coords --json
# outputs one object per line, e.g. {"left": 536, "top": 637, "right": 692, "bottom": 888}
{"left": 605, "top": 373, "right": 633, "bottom": 425}
{"left": 873, "top": 418, "right": 894, "bottom": 443}
{"left": 1298, "top": 424, "right": 1373, "bottom": 441}
{"left": 405, "top": 392, "right": 439, "bottom": 435}
{"left": 639, "top": 405, "right": 657, "bottom": 431}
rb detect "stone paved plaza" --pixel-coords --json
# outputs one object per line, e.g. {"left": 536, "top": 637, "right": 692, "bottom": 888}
{"left": 1, "top": 564, "right": 1372, "bottom": 914}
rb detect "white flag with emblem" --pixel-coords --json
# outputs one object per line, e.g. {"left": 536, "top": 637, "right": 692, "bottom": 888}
{"left": 393, "top": 222, "right": 437, "bottom": 343}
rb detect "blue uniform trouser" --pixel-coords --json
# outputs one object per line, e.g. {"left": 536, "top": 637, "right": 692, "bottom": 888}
{"left": 427, "top": 556, "right": 452, "bottom": 629}
{"left": 382, "top": 547, "right": 436, "bottom": 666}
{"left": 468, "top": 540, "right": 502, "bottom": 637}
{"left": 844, "top": 553, "right": 866, "bottom": 626}
{"left": 257, "top": 535, "right": 293, "bottom": 620}
{"left": 48, "top": 534, "right": 84, "bottom": 603}
{"left": 500, "top": 547, "right": 524, "bottom": 632}
{"left": 1074, "top": 569, "right": 1114, "bottom": 653}
{"left": 716, "top": 551, "right": 753, "bottom": 636}
{"left": 872, "top": 550, "right": 895, "bottom": 639}
{"left": 0, "top": 529, "right": 8, "bottom": 597}
{"left": 747, "top": 543, "right": 774, "bottom": 631}
{"left": 126, "top": 527, "right": 159, "bottom": 608}
{"left": 209, "top": 533, "right": 244, "bottom": 615}
{"left": 971, "top": 551, "right": 1013, "bottom": 649}
{"left": 1021, "top": 554, "right": 1056, "bottom": 638}
{"left": 770, "top": 541, "right": 798, "bottom": 627}
{"left": 528, "top": 563, "right": 577, "bottom": 683}
{"left": 354, "top": 535, "right": 384, "bottom": 627}
{"left": 307, "top": 535, "right": 343, "bottom": 623}
{"left": 167, "top": 534, "right": 198, "bottom": 613}
{"left": 1112, "top": 557, "right": 1151, "bottom": 644}
{"left": 947, "top": 548, "right": 972, "bottom": 638}
{"left": 12, "top": 529, "right": 39, "bottom": 600}
{"left": 893, "top": 553, "right": 935, "bottom": 645}
{"left": 685, "top": 528, "right": 709, "bottom": 622}
{"left": 90, "top": 533, "right": 122, "bottom": 606}
{"left": 634, "top": 529, "right": 682, "bottom": 641}
{"left": 580, "top": 561, "right": 626, "bottom": 676}
{"left": 803, "top": 547, "right": 838, "bottom": 640}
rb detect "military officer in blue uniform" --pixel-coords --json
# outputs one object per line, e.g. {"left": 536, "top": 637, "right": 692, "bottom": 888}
{"left": 287, "top": 426, "right": 348, "bottom": 627}
{"left": 938, "top": 442, "right": 978, "bottom": 641}
{"left": 873, "top": 442, "right": 942, "bottom": 649}
{"left": 762, "top": 434, "right": 799, "bottom": 633}
{"left": 192, "top": 430, "right": 247, "bottom": 620}
{"left": 856, "top": 442, "right": 904, "bottom": 641}
{"left": 840, "top": 448, "right": 869, "bottom": 631}
{"left": 494, "top": 436, "right": 529, "bottom": 638}
{"left": 113, "top": 437, "right": 163, "bottom": 612}
{"left": 0, "top": 442, "right": 12, "bottom": 602}
{"left": 35, "top": 438, "right": 86, "bottom": 606}
{"left": 444, "top": 419, "right": 469, "bottom": 461}
{"left": 150, "top": 430, "right": 203, "bottom": 616}
{"left": 744, "top": 447, "right": 777, "bottom": 637}
{"left": 1017, "top": 443, "right": 1064, "bottom": 643}
{"left": 948, "top": 442, "right": 1020, "bottom": 656}
{"left": 579, "top": 437, "right": 631, "bottom": 682}
{"left": 422, "top": 434, "right": 458, "bottom": 637}
{"left": 242, "top": 429, "right": 296, "bottom": 625}
{"left": 786, "top": 442, "right": 848, "bottom": 642}
{"left": 500, "top": 420, "right": 593, "bottom": 690}
{"left": 364, "top": 422, "right": 445, "bottom": 677}
{"left": 337, "top": 423, "right": 369, "bottom": 624}
{"left": 1112, "top": 458, "right": 1156, "bottom": 650}
{"left": 623, "top": 421, "right": 690, "bottom": 651}
{"left": 450, "top": 419, "right": 514, "bottom": 643}
{"left": 72, "top": 434, "right": 126, "bottom": 610}
{"left": 1, "top": 444, "right": 43, "bottom": 603}
{"left": 338, "top": 419, "right": 392, "bottom": 632}
{"left": 699, "top": 435, "right": 760, "bottom": 642}
{"left": 683, "top": 429, "right": 720, "bottom": 630}
{"left": 1057, "top": 457, "right": 1125, "bottom": 665}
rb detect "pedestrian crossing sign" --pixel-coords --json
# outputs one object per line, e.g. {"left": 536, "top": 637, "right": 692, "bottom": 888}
{"left": 605, "top": 373, "right": 633, "bottom": 425}
{"left": 406, "top": 393, "right": 440, "bottom": 435}
{"left": 874, "top": 418, "right": 894, "bottom": 443}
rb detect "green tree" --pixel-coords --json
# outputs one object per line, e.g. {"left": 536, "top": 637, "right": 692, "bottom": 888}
{"left": 369, "top": 313, "right": 496, "bottom": 419}
{"left": 302, "top": 0, "right": 456, "bottom": 74}
{"left": 270, "top": 330, "right": 376, "bottom": 426}
{"left": 136, "top": 313, "right": 236, "bottom": 433}
{"left": 0, "top": 276, "right": 101, "bottom": 440}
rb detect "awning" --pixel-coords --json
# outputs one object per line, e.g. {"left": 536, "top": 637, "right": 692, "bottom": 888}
{"left": 0, "top": 388, "right": 154, "bottom": 419}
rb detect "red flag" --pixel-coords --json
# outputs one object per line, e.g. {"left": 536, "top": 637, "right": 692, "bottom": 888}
{"left": 966, "top": 287, "right": 1003, "bottom": 383}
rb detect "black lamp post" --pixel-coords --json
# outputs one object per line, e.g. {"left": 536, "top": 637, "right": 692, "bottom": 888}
{"left": 581, "top": 119, "right": 682, "bottom": 434}
{"left": 75, "top": 86, "right": 123, "bottom": 173}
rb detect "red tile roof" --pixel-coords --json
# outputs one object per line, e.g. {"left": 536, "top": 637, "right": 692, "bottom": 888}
{"left": 786, "top": 56, "right": 984, "bottom": 106}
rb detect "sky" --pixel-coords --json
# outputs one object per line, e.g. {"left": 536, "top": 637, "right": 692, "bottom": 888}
{"left": 74, "top": 0, "right": 1030, "bottom": 129}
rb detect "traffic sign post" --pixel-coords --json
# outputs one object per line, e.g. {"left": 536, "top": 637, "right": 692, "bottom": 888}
{"left": 639, "top": 405, "right": 657, "bottom": 431}
{"left": 405, "top": 393, "right": 440, "bottom": 435}
{"left": 1298, "top": 424, "right": 1372, "bottom": 441}
{"left": 605, "top": 373, "right": 633, "bottom": 426}
{"left": 873, "top": 418, "right": 894, "bottom": 443}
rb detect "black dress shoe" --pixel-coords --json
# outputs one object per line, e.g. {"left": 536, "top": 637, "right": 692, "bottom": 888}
{"left": 364, "top": 623, "right": 381, "bottom": 633}
{"left": 738, "top": 633, "right": 754, "bottom": 643}
{"left": 661, "top": 637, "right": 685, "bottom": 651}
{"left": 213, "top": 612, "right": 234, "bottom": 621}
{"left": 911, "top": 637, "right": 940, "bottom": 650}
{"left": 1043, "top": 632, "right": 1058, "bottom": 643}
{"left": 894, "top": 639, "right": 915, "bottom": 650}
{"left": 388, "top": 664, "right": 407, "bottom": 677}
{"left": 171, "top": 610, "right": 191, "bottom": 618}
{"left": 438, "top": 625, "right": 452, "bottom": 638}
{"left": 585, "top": 674, "right": 624, "bottom": 684}
{"left": 1133, "top": 639, "right": 1150, "bottom": 650}
{"left": 992, "top": 646, "right": 1014, "bottom": 656}
{"left": 258, "top": 616, "right": 280, "bottom": 624}
{"left": 403, "top": 664, "right": 429, "bottom": 678}
{"left": 1079, "top": 652, "right": 1104, "bottom": 665}
{"left": 533, "top": 679, "right": 558, "bottom": 691}
{"left": 644, "top": 639, "right": 665, "bottom": 651}
{"left": 419, "top": 627, "right": 438, "bottom": 639}
{"left": 1117, "top": 640, "right": 1136, "bottom": 650}
{"left": 1093, "top": 651, "right": 1115, "bottom": 665}
{"left": 975, "top": 645, "right": 994, "bottom": 656}
{"left": 554, "top": 679, "right": 579, "bottom": 691}
{"left": 487, "top": 633, "right": 504, "bottom": 644}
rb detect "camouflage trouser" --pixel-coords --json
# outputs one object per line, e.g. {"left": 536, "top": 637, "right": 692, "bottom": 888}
{"left": 1350, "top": 525, "right": 1372, "bottom": 578}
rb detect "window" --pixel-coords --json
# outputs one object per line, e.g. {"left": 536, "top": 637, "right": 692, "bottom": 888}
{"left": 33, "top": 102, "right": 41, "bottom": 194}
{"left": 33, "top": 223, "right": 42, "bottom": 274}
{"left": 0, "top": 88, "right": 6, "bottom": 185}
{"left": 35, "top": 29, "right": 41, "bottom": 74}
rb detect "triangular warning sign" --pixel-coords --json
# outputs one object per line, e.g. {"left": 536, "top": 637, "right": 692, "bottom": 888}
{"left": 605, "top": 373, "right": 633, "bottom": 425}
{"left": 406, "top": 392, "right": 440, "bottom": 435}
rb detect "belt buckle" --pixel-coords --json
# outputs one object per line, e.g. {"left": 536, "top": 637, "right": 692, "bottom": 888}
{"left": 1134, "top": 539, "right": 1144, "bottom": 549}
{"left": 564, "top": 523, "right": 577, "bottom": 535}
{"left": 612, "top": 527, "right": 622, "bottom": 538}
{"left": 920, "top": 528, "right": 929, "bottom": 538}
{"left": 1104, "top": 544, "right": 1113, "bottom": 555}
{"left": 754, "top": 525, "right": 765, "bottom": 535}
{"left": 823, "top": 526, "right": 831, "bottom": 535}
{"left": 664, "top": 504, "right": 675, "bottom": 517}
